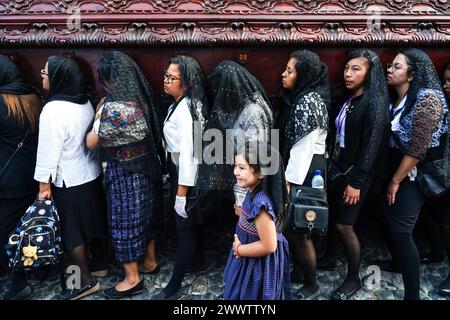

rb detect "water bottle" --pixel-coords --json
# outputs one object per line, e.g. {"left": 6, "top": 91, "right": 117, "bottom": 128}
{"left": 311, "top": 170, "right": 324, "bottom": 189}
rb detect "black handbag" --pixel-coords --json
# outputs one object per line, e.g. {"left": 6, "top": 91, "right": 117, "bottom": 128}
{"left": 416, "top": 170, "right": 448, "bottom": 198}
{"left": 286, "top": 184, "right": 328, "bottom": 237}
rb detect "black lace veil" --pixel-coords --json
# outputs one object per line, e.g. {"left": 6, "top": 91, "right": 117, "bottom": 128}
{"left": 348, "top": 49, "right": 390, "bottom": 173}
{"left": 196, "top": 60, "right": 274, "bottom": 190}
{"left": 281, "top": 50, "right": 330, "bottom": 164}
{"left": 98, "top": 51, "right": 165, "bottom": 177}
{"left": 395, "top": 49, "right": 449, "bottom": 187}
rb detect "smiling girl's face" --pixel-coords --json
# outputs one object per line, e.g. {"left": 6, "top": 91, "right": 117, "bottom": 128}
{"left": 233, "top": 154, "right": 263, "bottom": 190}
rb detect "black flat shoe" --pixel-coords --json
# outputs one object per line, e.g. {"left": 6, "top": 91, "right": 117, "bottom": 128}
{"left": 139, "top": 265, "right": 160, "bottom": 275}
{"left": 56, "top": 279, "right": 100, "bottom": 300}
{"left": 103, "top": 280, "right": 144, "bottom": 299}
{"left": 330, "top": 281, "right": 362, "bottom": 301}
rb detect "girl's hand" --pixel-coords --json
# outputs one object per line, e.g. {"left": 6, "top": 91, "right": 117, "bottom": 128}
{"left": 233, "top": 205, "right": 241, "bottom": 217}
{"left": 343, "top": 184, "right": 360, "bottom": 206}
{"left": 387, "top": 181, "right": 400, "bottom": 206}
{"left": 233, "top": 234, "right": 242, "bottom": 259}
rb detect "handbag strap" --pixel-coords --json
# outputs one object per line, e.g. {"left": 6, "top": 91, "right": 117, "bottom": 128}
{"left": 0, "top": 127, "right": 30, "bottom": 179}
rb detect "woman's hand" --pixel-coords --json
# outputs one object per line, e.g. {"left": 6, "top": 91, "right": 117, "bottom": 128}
{"left": 38, "top": 182, "right": 52, "bottom": 200}
{"left": 387, "top": 181, "right": 400, "bottom": 206}
{"left": 233, "top": 205, "right": 241, "bottom": 217}
{"left": 343, "top": 184, "right": 360, "bottom": 206}
{"left": 232, "top": 234, "right": 242, "bottom": 259}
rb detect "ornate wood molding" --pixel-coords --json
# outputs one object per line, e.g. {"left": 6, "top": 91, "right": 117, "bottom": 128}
{"left": 0, "top": 1, "right": 448, "bottom": 47}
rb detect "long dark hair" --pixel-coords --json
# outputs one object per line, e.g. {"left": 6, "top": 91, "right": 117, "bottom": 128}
{"left": 346, "top": 49, "right": 374, "bottom": 107}
{"left": 235, "top": 142, "right": 288, "bottom": 231}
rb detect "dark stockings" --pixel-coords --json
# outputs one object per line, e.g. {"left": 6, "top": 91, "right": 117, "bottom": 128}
{"left": 336, "top": 224, "right": 361, "bottom": 291}
{"left": 69, "top": 244, "right": 92, "bottom": 288}
{"left": 287, "top": 232, "right": 317, "bottom": 293}
{"left": 164, "top": 225, "right": 196, "bottom": 296}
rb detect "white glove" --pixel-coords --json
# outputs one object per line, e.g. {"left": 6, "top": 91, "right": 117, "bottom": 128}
{"left": 174, "top": 196, "right": 188, "bottom": 219}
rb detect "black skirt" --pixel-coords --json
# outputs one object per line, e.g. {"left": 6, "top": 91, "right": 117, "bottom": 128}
{"left": 52, "top": 176, "right": 108, "bottom": 252}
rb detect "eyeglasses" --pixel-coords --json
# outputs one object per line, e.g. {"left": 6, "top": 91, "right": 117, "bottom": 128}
{"left": 163, "top": 72, "right": 181, "bottom": 84}
{"left": 40, "top": 69, "right": 48, "bottom": 76}
{"left": 386, "top": 63, "right": 406, "bottom": 72}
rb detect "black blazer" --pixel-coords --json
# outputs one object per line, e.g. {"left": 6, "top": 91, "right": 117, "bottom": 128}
{"left": 331, "top": 94, "right": 388, "bottom": 189}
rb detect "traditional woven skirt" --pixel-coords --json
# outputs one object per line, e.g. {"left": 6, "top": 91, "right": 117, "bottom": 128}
{"left": 105, "top": 162, "right": 161, "bottom": 263}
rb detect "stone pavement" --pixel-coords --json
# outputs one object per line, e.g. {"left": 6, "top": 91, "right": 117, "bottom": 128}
{"left": 0, "top": 182, "right": 449, "bottom": 301}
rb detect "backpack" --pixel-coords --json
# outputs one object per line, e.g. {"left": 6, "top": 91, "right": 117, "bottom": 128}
{"left": 6, "top": 199, "right": 63, "bottom": 271}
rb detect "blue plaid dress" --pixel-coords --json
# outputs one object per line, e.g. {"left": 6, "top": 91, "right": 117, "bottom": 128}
{"left": 223, "top": 190, "right": 291, "bottom": 300}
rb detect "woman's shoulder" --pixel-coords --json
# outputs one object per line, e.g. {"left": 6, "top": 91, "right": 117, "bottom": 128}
{"left": 416, "top": 88, "right": 445, "bottom": 105}
{"left": 295, "top": 91, "right": 326, "bottom": 109}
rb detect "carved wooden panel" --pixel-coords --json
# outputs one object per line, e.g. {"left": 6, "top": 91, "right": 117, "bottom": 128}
{"left": 0, "top": 0, "right": 448, "bottom": 47}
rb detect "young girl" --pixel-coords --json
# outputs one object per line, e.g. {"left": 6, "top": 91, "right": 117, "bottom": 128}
{"left": 223, "top": 143, "right": 291, "bottom": 300}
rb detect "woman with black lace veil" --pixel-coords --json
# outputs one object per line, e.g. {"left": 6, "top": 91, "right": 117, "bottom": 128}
{"left": 152, "top": 55, "right": 209, "bottom": 300}
{"left": 276, "top": 50, "right": 329, "bottom": 300}
{"left": 86, "top": 51, "right": 164, "bottom": 299}
{"left": 325, "top": 50, "right": 390, "bottom": 300}
{"left": 196, "top": 60, "right": 274, "bottom": 194}
{"left": 383, "top": 49, "right": 449, "bottom": 300}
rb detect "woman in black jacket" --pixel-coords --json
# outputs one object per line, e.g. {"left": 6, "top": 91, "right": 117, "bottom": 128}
{"left": 328, "top": 50, "right": 389, "bottom": 300}
{"left": 0, "top": 55, "right": 41, "bottom": 299}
